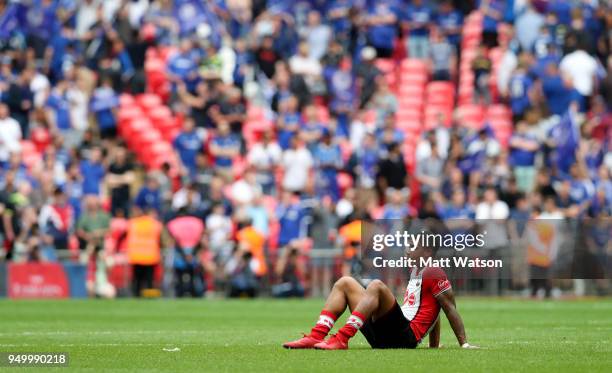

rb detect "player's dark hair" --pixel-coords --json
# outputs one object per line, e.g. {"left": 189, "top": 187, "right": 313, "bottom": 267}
{"left": 419, "top": 218, "right": 450, "bottom": 257}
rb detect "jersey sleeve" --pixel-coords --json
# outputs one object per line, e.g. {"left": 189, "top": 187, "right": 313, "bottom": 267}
{"left": 424, "top": 267, "right": 452, "bottom": 297}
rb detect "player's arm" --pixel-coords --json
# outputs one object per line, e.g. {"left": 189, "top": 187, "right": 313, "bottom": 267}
{"left": 428, "top": 318, "right": 440, "bottom": 348}
{"left": 436, "top": 288, "right": 478, "bottom": 349}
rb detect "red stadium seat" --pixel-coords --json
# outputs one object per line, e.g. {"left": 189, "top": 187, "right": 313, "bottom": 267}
{"left": 398, "top": 96, "right": 424, "bottom": 111}
{"left": 133, "top": 132, "right": 163, "bottom": 159}
{"left": 399, "top": 73, "right": 428, "bottom": 88}
{"left": 122, "top": 118, "right": 152, "bottom": 138}
{"left": 487, "top": 104, "right": 512, "bottom": 121}
{"left": 396, "top": 109, "right": 422, "bottom": 123}
{"left": 400, "top": 59, "right": 428, "bottom": 75}
{"left": 397, "top": 120, "right": 421, "bottom": 133}
{"left": 397, "top": 83, "right": 425, "bottom": 98}
{"left": 426, "top": 81, "right": 455, "bottom": 98}
{"left": 148, "top": 106, "right": 174, "bottom": 133}
{"left": 424, "top": 106, "right": 453, "bottom": 127}
{"left": 117, "top": 105, "right": 143, "bottom": 127}
{"left": 456, "top": 105, "right": 485, "bottom": 129}
{"left": 375, "top": 58, "right": 396, "bottom": 74}
{"left": 136, "top": 93, "right": 162, "bottom": 112}
{"left": 119, "top": 94, "right": 135, "bottom": 107}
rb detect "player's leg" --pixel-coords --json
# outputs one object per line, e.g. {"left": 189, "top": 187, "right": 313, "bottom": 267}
{"left": 352, "top": 279, "right": 398, "bottom": 320}
{"left": 314, "top": 280, "right": 397, "bottom": 350}
{"left": 322, "top": 275, "right": 366, "bottom": 315}
{"left": 283, "top": 276, "right": 366, "bottom": 349}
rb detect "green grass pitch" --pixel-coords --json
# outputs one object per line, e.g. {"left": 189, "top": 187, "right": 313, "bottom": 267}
{"left": 1, "top": 298, "right": 611, "bottom": 372}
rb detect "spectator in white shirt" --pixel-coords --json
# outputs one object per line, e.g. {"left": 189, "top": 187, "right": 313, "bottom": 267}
{"left": 289, "top": 42, "right": 323, "bottom": 92}
{"left": 247, "top": 130, "right": 282, "bottom": 194}
{"left": 476, "top": 187, "right": 510, "bottom": 249}
{"left": 282, "top": 133, "right": 313, "bottom": 193}
{"left": 0, "top": 103, "right": 22, "bottom": 164}
{"left": 559, "top": 42, "right": 600, "bottom": 102}
{"left": 302, "top": 10, "right": 331, "bottom": 61}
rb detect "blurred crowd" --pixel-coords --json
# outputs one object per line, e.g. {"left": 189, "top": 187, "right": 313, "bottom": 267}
{"left": 0, "top": 0, "right": 610, "bottom": 298}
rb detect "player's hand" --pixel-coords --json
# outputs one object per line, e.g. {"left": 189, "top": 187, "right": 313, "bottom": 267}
{"left": 461, "top": 342, "right": 479, "bottom": 349}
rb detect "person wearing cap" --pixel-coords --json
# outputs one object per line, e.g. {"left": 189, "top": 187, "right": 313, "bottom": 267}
{"left": 355, "top": 47, "right": 381, "bottom": 108}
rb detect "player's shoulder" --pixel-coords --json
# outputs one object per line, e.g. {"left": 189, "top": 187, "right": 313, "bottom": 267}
{"left": 421, "top": 266, "right": 449, "bottom": 281}
{"left": 422, "top": 267, "right": 452, "bottom": 296}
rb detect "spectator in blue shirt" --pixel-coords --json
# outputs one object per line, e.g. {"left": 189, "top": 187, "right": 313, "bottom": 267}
{"left": 63, "top": 162, "right": 84, "bottom": 221}
{"left": 167, "top": 39, "right": 198, "bottom": 93}
{"left": 364, "top": 0, "right": 398, "bottom": 58}
{"left": 402, "top": 0, "right": 432, "bottom": 59}
{"left": 80, "top": 147, "right": 105, "bottom": 196}
{"left": 382, "top": 188, "right": 410, "bottom": 219}
{"left": 547, "top": 0, "right": 572, "bottom": 25}
{"left": 435, "top": 0, "right": 463, "bottom": 51}
{"left": 430, "top": 28, "right": 455, "bottom": 81}
{"left": 530, "top": 43, "right": 561, "bottom": 79}
{"left": 327, "top": 0, "right": 353, "bottom": 42}
{"left": 508, "top": 62, "right": 534, "bottom": 121}
{"left": 276, "top": 96, "right": 301, "bottom": 150}
{"left": 349, "top": 132, "right": 378, "bottom": 189}
{"left": 514, "top": 3, "right": 545, "bottom": 52}
{"left": 533, "top": 26, "right": 555, "bottom": 59}
{"left": 46, "top": 81, "right": 72, "bottom": 132}
{"left": 542, "top": 63, "right": 581, "bottom": 116}
{"left": 479, "top": 0, "right": 505, "bottom": 48}
{"left": 313, "top": 130, "right": 343, "bottom": 202}
{"left": 300, "top": 105, "right": 324, "bottom": 152}
{"left": 328, "top": 63, "right": 355, "bottom": 138}
{"left": 90, "top": 77, "right": 119, "bottom": 139}
{"left": 173, "top": 117, "right": 204, "bottom": 177}
{"left": 277, "top": 191, "right": 307, "bottom": 247}
{"left": 594, "top": 166, "right": 612, "bottom": 207}
{"left": 210, "top": 121, "right": 240, "bottom": 179}
{"left": 439, "top": 189, "right": 475, "bottom": 235}
{"left": 25, "top": 0, "right": 59, "bottom": 58}
{"left": 509, "top": 121, "right": 539, "bottom": 193}
{"left": 135, "top": 174, "right": 162, "bottom": 213}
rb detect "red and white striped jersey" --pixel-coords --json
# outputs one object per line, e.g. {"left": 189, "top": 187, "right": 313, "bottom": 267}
{"left": 401, "top": 266, "right": 452, "bottom": 342}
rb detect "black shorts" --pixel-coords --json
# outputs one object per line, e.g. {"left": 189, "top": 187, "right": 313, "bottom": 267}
{"left": 360, "top": 302, "right": 418, "bottom": 349}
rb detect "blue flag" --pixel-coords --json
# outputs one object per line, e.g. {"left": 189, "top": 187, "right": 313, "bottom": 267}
{"left": 550, "top": 110, "right": 579, "bottom": 174}
{"left": 0, "top": 3, "right": 20, "bottom": 39}
{"left": 174, "top": 0, "right": 208, "bottom": 36}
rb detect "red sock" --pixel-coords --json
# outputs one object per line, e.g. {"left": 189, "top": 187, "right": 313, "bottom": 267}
{"left": 337, "top": 311, "right": 366, "bottom": 343}
{"left": 310, "top": 310, "right": 338, "bottom": 340}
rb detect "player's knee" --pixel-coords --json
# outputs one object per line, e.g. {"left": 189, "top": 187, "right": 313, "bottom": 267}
{"left": 366, "top": 279, "right": 385, "bottom": 293}
{"left": 335, "top": 276, "right": 355, "bottom": 290}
